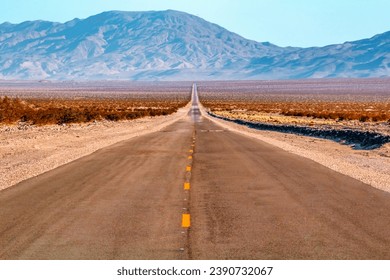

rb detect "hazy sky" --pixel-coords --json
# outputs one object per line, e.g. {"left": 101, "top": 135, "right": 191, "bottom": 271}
{"left": 1, "top": 0, "right": 389, "bottom": 47}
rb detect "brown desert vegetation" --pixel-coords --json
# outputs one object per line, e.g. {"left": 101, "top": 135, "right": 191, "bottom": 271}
{"left": 0, "top": 96, "right": 188, "bottom": 125}
{"left": 198, "top": 79, "right": 390, "bottom": 130}
{"left": 201, "top": 99, "right": 390, "bottom": 123}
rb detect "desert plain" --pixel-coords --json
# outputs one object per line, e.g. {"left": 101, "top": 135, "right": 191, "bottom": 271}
{"left": 1, "top": 79, "right": 389, "bottom": 192}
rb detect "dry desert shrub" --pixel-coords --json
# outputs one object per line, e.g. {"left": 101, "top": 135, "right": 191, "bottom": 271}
{"left": 0, "top": 96, "right": 188, "bottom": 125}
{"left": 201, "top": 99, "right": 390, "bottom": 123}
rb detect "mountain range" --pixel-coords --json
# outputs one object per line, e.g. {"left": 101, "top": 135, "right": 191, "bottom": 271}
{"left": 0, "top": 10, "right": 389, "bottom": 80}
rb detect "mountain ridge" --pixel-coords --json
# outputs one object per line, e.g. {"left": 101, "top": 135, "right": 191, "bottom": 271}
{"left": 0, "top": 10, "right": 389, "bottom": 80}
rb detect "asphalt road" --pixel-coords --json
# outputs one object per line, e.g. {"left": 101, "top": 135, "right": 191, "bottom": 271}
{"left": 1, "top": 84, "right": 390, "bottom": 259}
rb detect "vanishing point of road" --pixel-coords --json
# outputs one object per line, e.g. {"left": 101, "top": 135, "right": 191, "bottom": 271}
{"left": 1, "top": 84, "right": 390, "bottom": 260}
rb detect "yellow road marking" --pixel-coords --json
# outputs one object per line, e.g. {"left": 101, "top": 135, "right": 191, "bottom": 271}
{"left": 182, "top": 214, "right": 191, "bottom": 228}
{"left": 188, "top": 155, "right": 192, "bottom": 159}
{"left": 189, "top": 149, "right": 193, "bottom": 153}
{"left": 186, "top": 166, "right": 191, "bottom": 172}
{"left": 184, "top": 182, "right": 190, "bottom": 190}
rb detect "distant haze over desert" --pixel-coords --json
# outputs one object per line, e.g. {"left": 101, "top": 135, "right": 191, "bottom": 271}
{"left": 0, "top": 10, "right": 389, "bottom": 80}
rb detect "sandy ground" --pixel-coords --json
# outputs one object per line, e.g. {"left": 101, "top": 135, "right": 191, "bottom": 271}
{"left": 200, "top": 106, "right": 390, "bottom": 193}
{"left": 0, "top": 103, "right": 190, "bottom": 191}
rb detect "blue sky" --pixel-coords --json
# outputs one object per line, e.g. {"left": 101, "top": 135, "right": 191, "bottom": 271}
{"left": 1, "top": 0, "right": 390, "bottom": 47}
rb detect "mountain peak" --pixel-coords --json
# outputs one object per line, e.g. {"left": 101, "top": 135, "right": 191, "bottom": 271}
{"left": 0, "top": 10, "right": 389, "bottom": 80}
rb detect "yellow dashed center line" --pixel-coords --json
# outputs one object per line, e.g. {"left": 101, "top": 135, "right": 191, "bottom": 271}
{"left": 180, "top": 132, "right": 195, "bottom": 247}
{"left": 182, "top": 214, "right": 191, "bottom": 228}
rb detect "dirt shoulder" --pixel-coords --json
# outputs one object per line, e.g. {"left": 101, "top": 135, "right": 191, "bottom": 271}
{"left": 200, "top": 107, "right": 390, "bottom": 193}
{"left": 0, "top": 104, "right": 190, "bottom": 191}
{"left": 213, "top": 110, "right": 390, "bottom": 136}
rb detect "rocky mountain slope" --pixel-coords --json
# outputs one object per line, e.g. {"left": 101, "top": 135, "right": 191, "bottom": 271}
{"left": 0, "top": 10, "right": 389, "bottom": 80}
